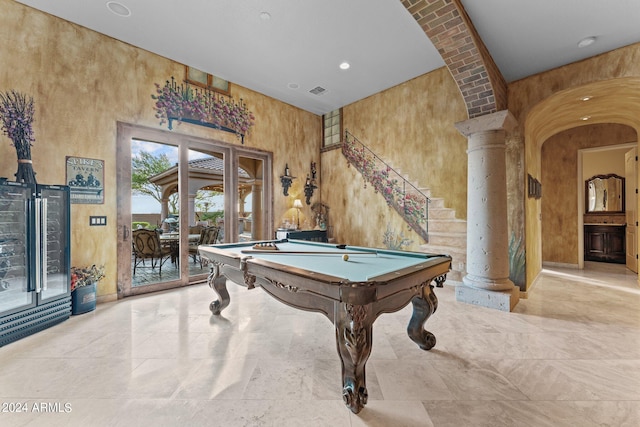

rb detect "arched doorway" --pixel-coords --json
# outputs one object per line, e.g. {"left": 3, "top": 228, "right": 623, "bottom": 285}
{"left": 524, "top": 77, "right": 640, "bottom": 289}
{"left": 541, "top": 128, "right": 636, "bottom": 267}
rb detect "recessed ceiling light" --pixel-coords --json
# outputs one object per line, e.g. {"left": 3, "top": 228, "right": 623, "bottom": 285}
{"left": 577, "top": 36, "right": 596, "bottom": 48}
{"left": 106, "top": 1, "right": 131, "bottom": 17}
{"left": 580, "top": 116, "right": 591, "bottom": 121}
{"left": 580, "top": 96, "right": 593, "bottom": 101}
{"left": 260, "top": 12, "right": 271, "bottom": 21}
{"left": 287, "top": 83, "right": 299, "bottom": 90}
{"left": 339, "top": 62, "right": 350, "bottom": 70}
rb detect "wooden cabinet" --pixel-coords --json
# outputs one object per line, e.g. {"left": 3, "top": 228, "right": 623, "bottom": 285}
{"left": 584, "top": 225, "right": 625, "bottom": 264}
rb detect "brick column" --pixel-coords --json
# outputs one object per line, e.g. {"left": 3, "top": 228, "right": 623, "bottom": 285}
{"left": 455, "top": 110, "right": 520, "bottom": 311}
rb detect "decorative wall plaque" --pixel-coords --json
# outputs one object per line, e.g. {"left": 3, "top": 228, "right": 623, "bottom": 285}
{"left": 66, "top": 156, "right": 104, "bottom": 204}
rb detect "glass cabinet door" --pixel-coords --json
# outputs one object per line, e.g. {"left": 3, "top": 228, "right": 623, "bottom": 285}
{"left": 0, "top": 182, "right": 35, "bottom": 315}
{"left": 38, "top": 186, "right": 70, "bottom": 302}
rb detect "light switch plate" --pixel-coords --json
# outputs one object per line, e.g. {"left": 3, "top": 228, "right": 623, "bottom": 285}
{"left": 89, "top": 216, "right": 107, "bottom": 226}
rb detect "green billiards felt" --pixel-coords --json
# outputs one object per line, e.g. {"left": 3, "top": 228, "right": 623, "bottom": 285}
{"left": 218, "top": 240, "right": 437, "bottom": 282}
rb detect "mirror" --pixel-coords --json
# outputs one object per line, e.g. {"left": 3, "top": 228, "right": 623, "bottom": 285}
{"left": 585, "top": 174, "right": 624, "bottom": 212}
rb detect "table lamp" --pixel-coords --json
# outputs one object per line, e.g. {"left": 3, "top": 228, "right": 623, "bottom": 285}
{"left": 293, "top": 199, "right": 303, "bottom": 229}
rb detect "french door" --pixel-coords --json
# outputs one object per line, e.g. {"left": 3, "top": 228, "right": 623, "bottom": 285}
{"left": 116, "top": 123, "right": 273, "bottom": 297}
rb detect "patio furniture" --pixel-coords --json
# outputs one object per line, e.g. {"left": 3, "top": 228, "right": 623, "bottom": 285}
{"left": 189, "top": 226, "right": 220, "bottom": 267}
{"left": 132, "top": 229, "right": 173, "bottom": 276}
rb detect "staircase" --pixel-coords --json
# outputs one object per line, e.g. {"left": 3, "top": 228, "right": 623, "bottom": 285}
{"left": 419, "top": 198, "right": 467, "bottom": 284}
{"left": 342, "top": 131, "right": 466, "bottom": 284}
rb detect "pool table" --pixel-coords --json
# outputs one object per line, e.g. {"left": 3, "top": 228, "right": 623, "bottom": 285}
{"left": 198, "top": 239, "right": 451, "bottom": 413}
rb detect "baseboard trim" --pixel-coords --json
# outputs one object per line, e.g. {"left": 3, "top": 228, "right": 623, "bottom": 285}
{"left": 542, "top": 261, "right": 579, "bottom": 269}
{"left": 97, "top": 293, "right": 118, "bottom": 304}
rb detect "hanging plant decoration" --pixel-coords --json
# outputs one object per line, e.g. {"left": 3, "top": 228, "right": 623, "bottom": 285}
{"left": 0, "top": 90, "right": 37, "bottom": 183}
{"left": 152, "top": 77, "right": 254, "bottom": 143}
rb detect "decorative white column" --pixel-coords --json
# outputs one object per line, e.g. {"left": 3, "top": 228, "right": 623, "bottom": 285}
{"left": 160, "top": 197, "right": 169, "bottom": 231}
{"left": 188, "top": 193, "right": 197, "bottom": 226}
{"left": 251, "top": 183, "right": 262, "bottom": 239}
{"left": 455, "top": 110, "right": 520, "bottom": 312}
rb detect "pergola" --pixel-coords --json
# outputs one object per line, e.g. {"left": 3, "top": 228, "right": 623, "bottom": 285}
{"left": 148, "top": 155, "right": 260, "bottom": 238}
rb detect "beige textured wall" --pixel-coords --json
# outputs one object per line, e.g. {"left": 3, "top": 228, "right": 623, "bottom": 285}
{"left": 509, "top": 42, "right": 640, "bottom": 288}
{"left": 0, "top": 0, "right": 320, "bottom": 298}
{"left": 541, "top": 124, "right": 636, "bottom": 265}
{"left": 583, "top": 147, "right": 627, "bottom": 180}
{"left": 5, "top": 0, "right": 640, "bottom": 298}
{"left": 321, "top": 68, "right": 468, "bottom": 248}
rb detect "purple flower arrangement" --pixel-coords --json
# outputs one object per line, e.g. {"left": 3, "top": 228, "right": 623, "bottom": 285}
{"left": 0, "top": 90, "right": 37, "bottom": 183}
{"left": 152, "top": 77, "right": 254, "bottom": 138}
{"left": 0, "top": 90, "right": 35, "bottom": 160}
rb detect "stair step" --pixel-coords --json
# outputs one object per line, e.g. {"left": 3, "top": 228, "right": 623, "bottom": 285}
{"left": 418, "top": 188, "right": 432, "bottom": 197}
{"left": 428, "top": 197, "right": 446, "bottom": 209}
{"left": 428, "top": 207, "right": 456, "bottom": 219}
{"left": 428, "top": 219, "right": 467, "bottom": 233}
{"left": 426, "top": 231, "right": 466, "bottom": 247}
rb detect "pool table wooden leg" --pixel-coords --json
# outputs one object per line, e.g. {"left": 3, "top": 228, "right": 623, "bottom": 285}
{"left": 334, "top": 303, "right": 372, "bottom": 414}
{"left": 407, "top": 282, "right": 438, "bottom": 350}
{"left": 208, "top": 266, "right": 230, "bottom": 315}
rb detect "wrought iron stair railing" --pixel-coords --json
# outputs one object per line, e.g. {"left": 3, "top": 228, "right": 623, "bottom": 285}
{"left": 342, "top": 130, "right": 430, "bottom": 241}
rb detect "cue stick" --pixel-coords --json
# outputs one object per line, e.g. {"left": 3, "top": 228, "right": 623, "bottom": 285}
{"left": 240, "top": 250, "right": 378, "bottom": 255}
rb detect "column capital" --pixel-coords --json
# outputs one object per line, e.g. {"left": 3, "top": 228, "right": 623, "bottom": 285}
{"left": 455, "top": 110, "right": 517, "bottom": 137}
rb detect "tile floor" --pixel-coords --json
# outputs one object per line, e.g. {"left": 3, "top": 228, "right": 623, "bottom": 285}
{"left": 0, "top": 262, "right": 638, "bottom": 426}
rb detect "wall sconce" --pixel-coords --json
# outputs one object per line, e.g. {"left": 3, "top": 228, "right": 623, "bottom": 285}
{"left": 280, "top": 163, "right": 295, "bottom": 196}
{"left": 304, "top": 161, "right": 317, "bottom": 204}
{"left": 293, "top": 199, "right": 303, "bottom": 229}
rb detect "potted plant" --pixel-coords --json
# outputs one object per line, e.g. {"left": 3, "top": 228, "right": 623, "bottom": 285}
{"left": 70, "top": 264, "right": 104, "bottom": 315}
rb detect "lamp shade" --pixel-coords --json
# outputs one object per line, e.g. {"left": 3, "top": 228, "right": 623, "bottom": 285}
{"left": 293, "top": 199, "right": 303, "bottom": 209}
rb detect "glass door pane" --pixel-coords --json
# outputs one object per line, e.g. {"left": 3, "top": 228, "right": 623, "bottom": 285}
{"left": 131, "top": 139, "right": 179, "bottom": 287}
{"left": 238, "top": 155, "right": 265, "bottom": 241}
{"left": 187, "top": 148, "right": 225, "bottom": 279}
{"left": 38, "top": 185, "right": 70, "bottom": 302}
{"left": 0, "top": 182, "right": 34, "bottom": 315}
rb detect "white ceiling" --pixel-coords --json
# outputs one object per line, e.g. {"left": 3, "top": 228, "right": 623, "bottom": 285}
{"left": 15, "top": 0, "right": 640, "bottom": 115}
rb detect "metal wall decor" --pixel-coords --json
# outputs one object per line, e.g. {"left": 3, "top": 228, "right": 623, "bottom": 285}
{"left": 280, "top": 163, "right": 294, "bottom": 196}
{"left": 304, "top": 161, "right": 317, "bottom": 204}
{"left": 527, "top": 174, "right": 541, "bottom": 199}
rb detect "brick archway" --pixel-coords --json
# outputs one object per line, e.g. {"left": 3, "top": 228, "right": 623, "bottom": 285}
{"left": 401, "top": 0, "right": 507, "bottom": 118}
{"left": 403, "top": 0, "right": 521, "bottom": 310}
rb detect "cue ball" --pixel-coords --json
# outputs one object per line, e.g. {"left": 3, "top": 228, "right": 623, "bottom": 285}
{"left": 342, "top": 254, "right": 349, "bottom": 261}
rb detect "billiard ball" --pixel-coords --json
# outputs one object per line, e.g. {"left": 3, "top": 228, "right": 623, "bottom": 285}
{"left": 342, "top": 254, "right": 349, "bottom": 261}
